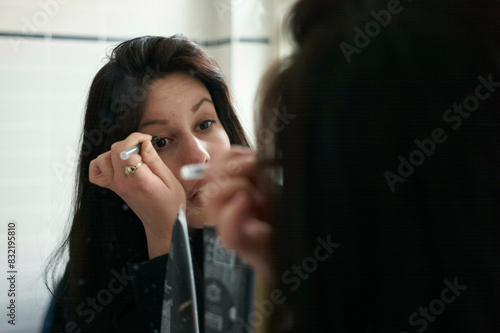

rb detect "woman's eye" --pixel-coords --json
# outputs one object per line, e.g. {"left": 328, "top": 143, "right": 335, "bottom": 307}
{"left": 153, "top": 137, "right": 170, "bottom": 149}
{"left": 199, "top": 119, "right": 216, "bottom": 131}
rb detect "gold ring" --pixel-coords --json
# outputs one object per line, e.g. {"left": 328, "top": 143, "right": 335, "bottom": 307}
{"left": 124, "top": 162, "right": 142, "bottom": 175}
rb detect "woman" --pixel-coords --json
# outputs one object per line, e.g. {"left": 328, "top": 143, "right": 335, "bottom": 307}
{"left": 45, "top": 34, "right": 250, "bottom": 332}
{"left": 206, "top": 0, "right": 500, "bottom": 332}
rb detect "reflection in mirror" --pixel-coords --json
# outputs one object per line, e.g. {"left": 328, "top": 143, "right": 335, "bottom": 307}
{"left": 0, "top": 0, "right": 296, "bottom": 331}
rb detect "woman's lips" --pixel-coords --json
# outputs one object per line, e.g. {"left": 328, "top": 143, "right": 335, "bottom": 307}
{"left": 188, "top": 181, "right": 210, "bottom": 208}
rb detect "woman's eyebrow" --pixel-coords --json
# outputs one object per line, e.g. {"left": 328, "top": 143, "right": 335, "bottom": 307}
{"left": 139, "top": 119, "right": 168, "bottom": 130}
{"left": 192, "top": 97, "right": 213, "bottom": 112}
{"left": 139, "top": 98, "right": 213, "bottom": 129}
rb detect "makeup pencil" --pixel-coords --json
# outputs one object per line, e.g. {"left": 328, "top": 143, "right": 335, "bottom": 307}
{"left": 120, "top": 136, "right": 160, "bottom": 160}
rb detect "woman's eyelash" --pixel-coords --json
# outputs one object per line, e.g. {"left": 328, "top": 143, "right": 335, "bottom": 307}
{"left": 151, "top": 120, "right": 215, "bottom": 150}
{"left": 199, "top": 119, "right": 216, "bottom": 130}
{"left": 153, "top": 137, "right": 171, "bottom": 149}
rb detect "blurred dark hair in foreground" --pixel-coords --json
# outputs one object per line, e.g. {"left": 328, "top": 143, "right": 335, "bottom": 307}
{"left": 257, "top": 0, "right": 500, "bottom": 331}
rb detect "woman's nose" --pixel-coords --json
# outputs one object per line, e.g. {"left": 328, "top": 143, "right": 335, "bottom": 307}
{"left": 181, "top": 135, "right": 210, "bottom": 165}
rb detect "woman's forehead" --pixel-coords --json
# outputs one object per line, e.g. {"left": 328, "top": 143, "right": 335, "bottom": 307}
{"left": 148, "top": 74, "right": 210, "bottom": 105}
{"left": 140, "top": 74, "right": 214, "bottom": 127}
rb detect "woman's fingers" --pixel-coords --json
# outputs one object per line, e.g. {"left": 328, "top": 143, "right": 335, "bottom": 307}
{"left": 102, "top": 133, "right": 150, "bottom": 197}
{"left": 201, "top": 150, "right": 257, "bottom": 197}
{"left": 217, "top": 190, "right": 273, "bottom": 277}
{"left": 202, "top": 148, "right": 261, "bottom": 227}
{"left": 217, "top": 190, "right": 257, "bottom": 248}
{"left": 202, "top": 146, "right": 274, "bottom": 276}
{"left": 89, "top": 151, "right": 113, "bottom": 190}
{"left": 237, "top": 218, "right": 273, "bottom": 279}
{"left": 215, "top": 146, "right": 256, "bottom": 179}
{"left": 110, "top": 133, "right": 151, "bottom": 174}
{"left": 139, "top": 140, "right": 179, "bottom": 189}
{"left": 106, "top": 132, "right": 180, "bottom": 191}
{"left": 204, "top": 176, "right": 254, "bottom": 224}
{"left": 205, "top": 176, "right": 268, "bottom": 245}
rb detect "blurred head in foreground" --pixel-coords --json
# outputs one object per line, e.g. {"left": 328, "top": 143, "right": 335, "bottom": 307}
{"left": 257, "top": 0, "right": 500, "bottom": 331}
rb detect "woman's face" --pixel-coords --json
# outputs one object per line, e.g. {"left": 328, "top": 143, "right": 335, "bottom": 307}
{"left": 139, "top": 72, "right": 231, "bottom": 227}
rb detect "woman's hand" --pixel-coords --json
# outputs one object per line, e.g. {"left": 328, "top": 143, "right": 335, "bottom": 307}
{"left": 89, "top": 132, "right": 186, "bottom": 259}
{"left": 202, "top": 147, "right": 274, "bottom": 280}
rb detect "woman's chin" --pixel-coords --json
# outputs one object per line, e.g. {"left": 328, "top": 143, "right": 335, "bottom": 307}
{"left": 185, "top": 204, "right": 211, "bottom": 228}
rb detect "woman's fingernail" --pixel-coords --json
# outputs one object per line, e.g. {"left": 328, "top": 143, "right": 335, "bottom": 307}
{"left": 241, "top": 147, "right": 254, "bottom": 154}
{"left": 145, "top": 141, "right": 154, "bottom": 154}
{"left": 243, "top": 221, "right": 261, "bottom": 238}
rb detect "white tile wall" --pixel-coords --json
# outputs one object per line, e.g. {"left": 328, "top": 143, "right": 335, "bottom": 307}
{"left": 0, "top": 0, "right": 295, "bottom": 331}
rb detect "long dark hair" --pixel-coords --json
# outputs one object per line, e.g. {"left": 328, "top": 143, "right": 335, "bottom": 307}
{"left": 257, "top": 1, "right": 500, "bottom": 331}
{"left": 47, "top": 34, "right": 249, "bottom": 328}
